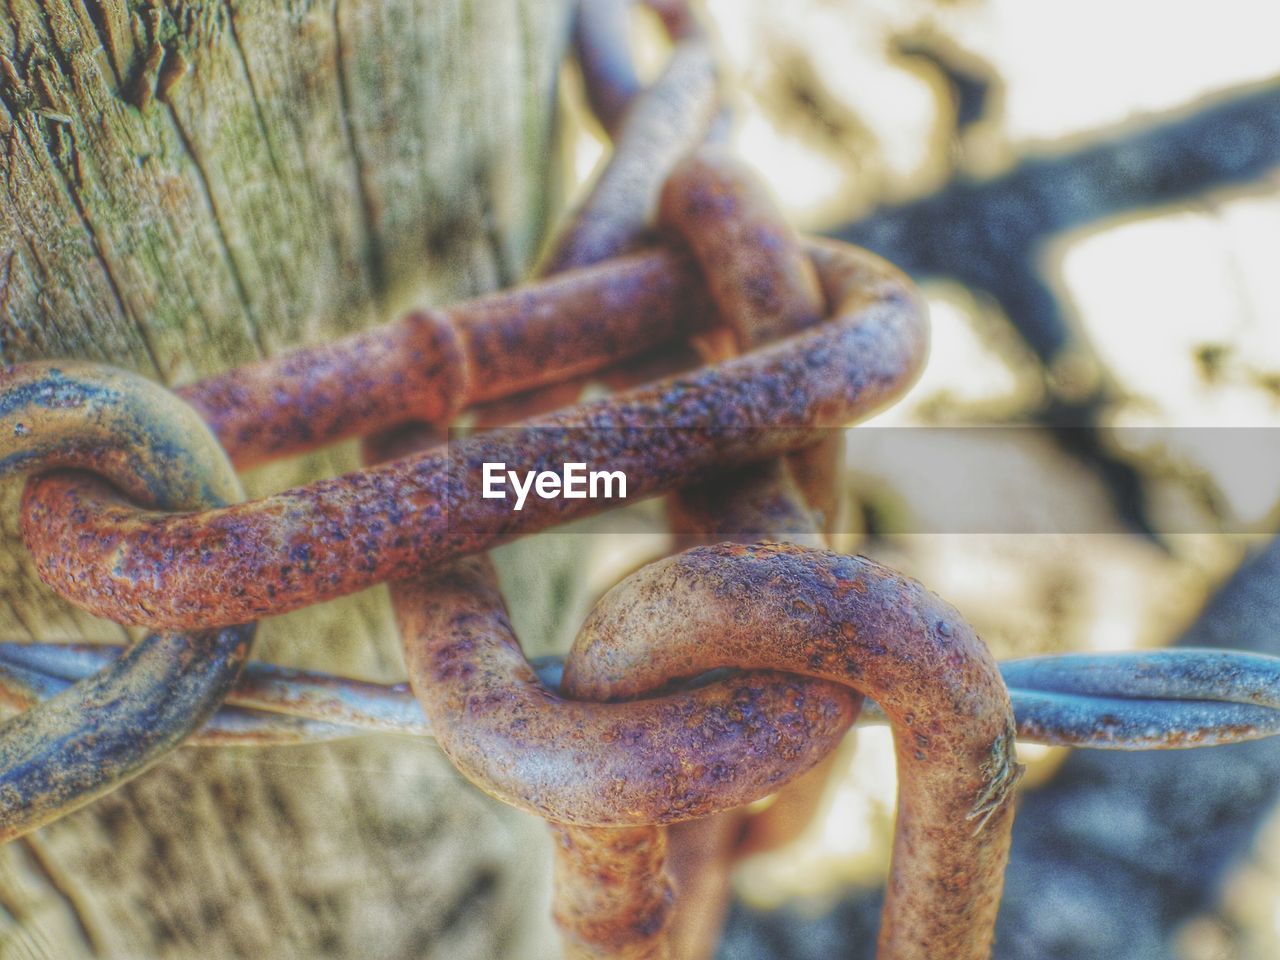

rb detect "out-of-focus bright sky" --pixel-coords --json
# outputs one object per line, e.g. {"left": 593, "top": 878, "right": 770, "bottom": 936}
{"left": 706, "top": 0, "right": 1280, "bottom": 209}
{"left": 693, "top": 0, "right": 1280, "bottom": 517}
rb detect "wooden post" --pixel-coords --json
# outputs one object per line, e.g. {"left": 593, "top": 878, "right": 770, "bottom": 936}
{"left": 0, "top": 0, "right": 568, "bottom": 955}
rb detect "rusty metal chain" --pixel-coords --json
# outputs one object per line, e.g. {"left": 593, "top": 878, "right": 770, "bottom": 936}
{"left": 13, "top": 233, "right": 924, "bottom": 631}
{"left": 0, "top": 363, "right": 255, "bottom": 840}
{"left": 0, "top": 1, "right": 1279, "bottom": 958}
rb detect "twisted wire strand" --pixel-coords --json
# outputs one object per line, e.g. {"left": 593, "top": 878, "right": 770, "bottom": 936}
{"left": 3, "top": 642, "right": 1277, "bottom": 751}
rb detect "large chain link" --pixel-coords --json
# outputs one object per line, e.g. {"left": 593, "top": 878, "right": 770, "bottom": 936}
{"left": 0, "top": 363, "right": 254, "bottom": 840}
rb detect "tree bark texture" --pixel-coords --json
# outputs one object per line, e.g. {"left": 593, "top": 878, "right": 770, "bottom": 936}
{"left": 0, "top": 0, "right": 569, "bottom": 955}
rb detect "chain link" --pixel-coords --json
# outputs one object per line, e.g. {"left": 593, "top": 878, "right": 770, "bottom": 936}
{"left": 0, "top": 362, "right": 254, "bottom": 840}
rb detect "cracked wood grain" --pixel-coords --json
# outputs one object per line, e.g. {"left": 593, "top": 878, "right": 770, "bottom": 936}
{"left": 0, "top": 0, "right": 570, "bottom": 956}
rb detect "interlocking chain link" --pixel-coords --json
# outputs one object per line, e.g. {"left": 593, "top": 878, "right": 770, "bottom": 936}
{"left": 0, "top": 363, "right": 254, "bottom": 840}
{"left": 0, "top": 2, "right": 1278, "bottom": 958}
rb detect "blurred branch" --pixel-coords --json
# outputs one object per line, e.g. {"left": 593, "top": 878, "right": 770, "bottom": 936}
{"left": 833, "top": 80, "right": 1280, "bottom": 364}
{"left": 831, "top": 80, "right": 1280, "bottom": 537}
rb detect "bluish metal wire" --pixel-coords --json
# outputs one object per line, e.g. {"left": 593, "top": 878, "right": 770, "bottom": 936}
{"left": 3, "top": 643, "right": 1279, "bottom": 751}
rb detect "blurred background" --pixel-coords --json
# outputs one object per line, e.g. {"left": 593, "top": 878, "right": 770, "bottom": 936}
{"left": 510, "top": 1, "right": 1280, "bottom": 956}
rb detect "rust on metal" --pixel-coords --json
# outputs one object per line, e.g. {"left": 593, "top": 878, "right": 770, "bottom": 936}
{"left": 544, "top": 1, "right": 719, "bottom": 274}
{"left": 542, "top": 137, "right": 1014, "bottom": 958}
{"left": 544, "top": 141, "right": 844, "bottom": 959}
{"left": 659, "top": 146, "right": 826, "bottom": 346}
{"left": 179, "top": 251, "right": 717, "bottom": 468}
{"left": 658, "top": 144, "right": 844, "bottom": 535}
{"left": 0, "top": 362, "right": 254, "bottom": 841}
{"left": 568, "top": 543, "right": 1021, "bottom": 960}
{"left": 549, "top": 823, "right": 676, "bottom": 959}
{"left": 394, "top": 555, "right": 857, "bottom": 826}
{"left": 20, "top": 241, "right": 925, "bottom": 630}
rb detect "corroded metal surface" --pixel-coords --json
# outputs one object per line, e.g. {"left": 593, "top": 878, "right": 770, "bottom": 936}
{"left": 545, "top": 5, "right": 718, "bottom": 274}
{"left": 20, "top": 240, "right": 925, "bottom": 630}
{"left": 544, "top": 140, "right": 844, "bottom": 959}
{"left": 550, "top": 823, "right": 677, "bottom": 959}
{"left": 179, "top": 250, "right": 717, "bottom": 468}
{"left": 0, "top": 362, "right": 253, "bottom": 840}
{"left": 568, "top": 544, "right": 1020, "bottom": 960}
{"left": 16, "top": 0, "right": 919, "bottom": 644}
{"left": 657, "top": 146, "right": 847, "bottom": 532}
{"left": 394, "top": 555, "right": 857, "bottom": 826}
{"left": 659, "top": 146, "right": 825, "bottom": 347}
{"left": 0, "top": 362, "right": 242, "bottom": 509}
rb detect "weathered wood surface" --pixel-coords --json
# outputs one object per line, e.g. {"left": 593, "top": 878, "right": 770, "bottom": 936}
{"left": 0, "top": 0, "right": 569, "bottom": 955}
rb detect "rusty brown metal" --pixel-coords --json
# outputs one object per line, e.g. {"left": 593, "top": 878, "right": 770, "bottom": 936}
{"left": 657, "top": 148, "right": 843, "bottom": 954}
{"left": 388, "top": 44, "right": 906, "bottom": 953}
{"left": 0, "top": 7, "right": 1279, "bottom": 958}
{"left": 545, "top": 1, "right": 719, "bottom": 274}
{"left": 20, "top": 240, "right": 926, "bottom": 630}
{"left": 546, "top": 144, "right": 843, "bottom": 959}
{"left": 659, "top": 146, "right": 826, "bottom": 346}
{"left": 0, "top": 362, "right": 254, "bottom": 841}
{"left": 550, "top": 823, "right": 676, "bottom": 959}
{"left": 393, "top": 555, "right": 857, "bottom": 826}
{"left": 396, "top": 50, "right": 854, "bottom": 956}
{"left": 537, "top": 139, "right": 1012, "bottom": 960}
{"left": 659, "top": 144, "right": 846, "bottom": 535}
{"left": 178, "top": 250, "right": 717, "bottom": 467}
{"left": 567, "top": 543, "right": 1021, "bottom": 960}
{"left": 20, "top": 1, "right": 915, "bottom": 643}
